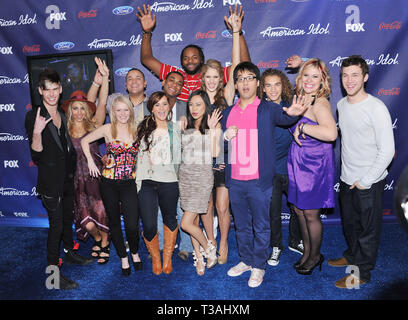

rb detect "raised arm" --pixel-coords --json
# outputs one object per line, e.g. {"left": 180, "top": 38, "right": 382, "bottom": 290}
{"left": 137, "top": 4, "right": 162, "bottom": 77}
{"left": 225, "top": 5, "right": 250, "bottom": 62}
{"left": 87, "top": 57, "right": 104, "bottom": 103}
{"left": 92, "top": 58, "right": 109, "bottom": 127}
{"left": 224, "top": 11, "right": 242, "bottom": 105}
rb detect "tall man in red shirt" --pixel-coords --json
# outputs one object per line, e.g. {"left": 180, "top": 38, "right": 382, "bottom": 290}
{"left": 137, "top": 4, "right": 251, "bottom": 102}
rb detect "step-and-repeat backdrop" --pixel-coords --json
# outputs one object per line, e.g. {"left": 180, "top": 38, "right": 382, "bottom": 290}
{"left": 0, "top": 0, "right": 406, "bottom": 228}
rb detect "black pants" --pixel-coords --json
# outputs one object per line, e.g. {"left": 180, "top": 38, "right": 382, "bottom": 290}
{"left": 138, "top": 180, "right": 179, "bottom": 241}
{"left": 269, "top": 173, "right": 301, "bottom": 249}
{"left": 100, "top": 177, "right": 140, "bottom": 259}
{"left": 339, "top": 179, "right": 386, "bottom": 282}
{"left": 41, "top": 178, "right": 75, "bottom": 266}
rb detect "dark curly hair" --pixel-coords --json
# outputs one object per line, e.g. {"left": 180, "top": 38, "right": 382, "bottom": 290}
{"left": 260, "top": 69, "right": 293, "bottom": 104}
{"left": 136, "top": 91, "right": 170, "bottom": 151}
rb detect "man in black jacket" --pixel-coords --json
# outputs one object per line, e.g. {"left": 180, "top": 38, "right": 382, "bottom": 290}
{"left": 25, "top": 68, "right": 93, "bottom": 290}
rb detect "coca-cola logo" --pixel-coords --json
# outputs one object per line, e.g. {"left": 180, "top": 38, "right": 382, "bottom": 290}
{"left": 379, "top": 21, "right": 402, "bottom": 30}
{"left": 26, "top": 104, "right": 32, "bottom": 110}
{"left": 22, "top": 44, "right": 40, "bottom": 53}
{"left": 195, "top": 30, "right": 216, "bottom": 39}
{"left": 257, "top": 60, "right": 279, "bottom": 69}
{"left": 378, "top": 88, "right": 400, "bottom": 96}
{"left": 78, "top": 9, "right": 97, "bottom": 18}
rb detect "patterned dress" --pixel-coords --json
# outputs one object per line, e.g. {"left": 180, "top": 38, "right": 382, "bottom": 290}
{"left": 71, "top": 134, "right": 109, "bottom": 241}
{"left": 179, "top": 131, "right": 214, "bottom": 213}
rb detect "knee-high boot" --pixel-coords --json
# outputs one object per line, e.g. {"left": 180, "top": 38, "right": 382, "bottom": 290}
{"left": 162, "top": 224, "right": 178, "bottom": 274}
{"left": 143, "top": 233, "right": 162, "bottom": 275}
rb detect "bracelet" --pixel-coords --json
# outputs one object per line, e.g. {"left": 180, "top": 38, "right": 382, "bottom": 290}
{"left": 232, "top": 31, "right": 240, "bottom": 34}
{"left": 142, "top": 30, "right": 152, "bottom": 35}
{"left": 300, "top": 123, "right": 306, "bottom": 135}
{"left": 92, "top": 81, "right": 100, "bottom": 88}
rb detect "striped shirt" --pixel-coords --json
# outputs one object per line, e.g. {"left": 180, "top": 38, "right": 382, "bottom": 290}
{"left": 160, "top": 63, "right": 229, "bottom": 102}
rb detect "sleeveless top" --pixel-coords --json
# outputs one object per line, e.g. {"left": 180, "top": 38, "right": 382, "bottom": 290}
{"left": 102, "top": 140, "right": 138, "bottom": 180}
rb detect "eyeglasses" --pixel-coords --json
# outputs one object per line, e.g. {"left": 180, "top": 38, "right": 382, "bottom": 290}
{"left": 237, "top": 75, "right": 257, "bottom": 83}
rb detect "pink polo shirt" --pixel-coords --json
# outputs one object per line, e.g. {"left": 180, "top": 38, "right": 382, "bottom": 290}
{"left": 226, "top": 97, "right": 260, "bottom": 180}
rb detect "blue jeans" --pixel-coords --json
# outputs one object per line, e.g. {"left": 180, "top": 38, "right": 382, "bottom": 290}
{"left": 158, "top": 199, "right": 193, "bottom": 252}
{"left": 229, "top": 179, "right": 273, "bottom": 270}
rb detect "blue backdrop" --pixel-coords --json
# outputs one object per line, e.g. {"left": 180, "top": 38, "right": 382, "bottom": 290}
{"left": 0, "top": 0, "right": 407, "bottom": 228}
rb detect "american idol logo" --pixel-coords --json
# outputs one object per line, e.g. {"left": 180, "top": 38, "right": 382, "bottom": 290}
{"left": 112, "top": 6, "right": 134, "bottom": 15}
{"left": 115, "top": 68, "right": 132, "bottom": 77}
{"left": 0, "top": 133, "right": 26, "bottom": 141}
{"left": 54, "top": 41, "right": 74, "bottom": 51}
{"left": 221, "top": 29, "right": 245, "bottom": 39}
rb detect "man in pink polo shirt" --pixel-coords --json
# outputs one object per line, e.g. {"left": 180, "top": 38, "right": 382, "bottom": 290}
{"left": 221, "top": 62, "right": 306, "bottom": 287}
{"left": 137, "top": 4, "right": 250, "bottom": 102}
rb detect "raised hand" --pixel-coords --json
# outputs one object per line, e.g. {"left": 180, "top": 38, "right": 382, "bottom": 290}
{"left": 224, "top": 4, "right": 244, "bottom": 31}
{"left": 286, "top": 55, "right": 303, "bottom": 68}
{"left": 137, "top": 4, "right": 156, "bottom": 32}
{"left": 283, "top": 95, "right": 308, "bottom": 116}
{"left": 207, "top": 108, "right": 222, "bottom": 129}
{"left": 95, "top": 57, "right": 109, "bottom": 78}
{"left": 228, "top": 12, "right": 242, "bottom": 33}
{"left": 33, "top": 107, "right": 52, "bottom": 134}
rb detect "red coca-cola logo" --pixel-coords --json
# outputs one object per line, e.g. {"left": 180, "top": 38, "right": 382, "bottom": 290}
{"left": 378, "top": 88, "right": 400, "bottom": 96}
{"left": 25, "top": 104, "right": 32, "bottom": 110}
{"left": 257, "top": 60, "right": 279, "bottom": 69}
{"left": 195, "top": 30, "right": 216, "bottom": 39}
{"left": 22, "top": 44, "right": 40, "bottom": 53}
{"left": 78, "top": 9, "right": 97, "bottom": 18}
{"left": 379, "top": 21, "right": 402, "bottom": 30}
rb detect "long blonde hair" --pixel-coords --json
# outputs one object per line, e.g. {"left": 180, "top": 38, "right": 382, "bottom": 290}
{"left": 109, "top": 95, "right": 137, "bottom": 141}
{"left": 295, "top": 58, "right": 331, "bottom": 99}
{"left": 67, "top": 101, "right": 96, "bottom": 135}
{"left": 201, "top": 59, "right": 228, "bottom": 111}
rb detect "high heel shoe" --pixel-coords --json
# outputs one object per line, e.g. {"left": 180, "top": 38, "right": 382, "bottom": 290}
{"left": 122, "top": 267, "right": 131, "bottom": 276}
{"left": 218, "top": 245, "right": 228, "bottom": 265}
{"left": 296, "top": 255, "right": 324, "bottom": 275}
{"left": 192, "top": 251, "right": 205, "bottom": 276}
{"left": 293, "top": 258, "right": 304, "bottom": 270}
{"left": 204, "top": 240, "right": 218, "bottom": 268}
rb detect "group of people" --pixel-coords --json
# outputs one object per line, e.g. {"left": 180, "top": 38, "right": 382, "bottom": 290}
{"left": 25, "top": 4, "right": 395, "bottom": 290}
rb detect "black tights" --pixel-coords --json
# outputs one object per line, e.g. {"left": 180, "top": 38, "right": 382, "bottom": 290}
{"left": 293, "top": 206, "right": 323, "bottom": 268}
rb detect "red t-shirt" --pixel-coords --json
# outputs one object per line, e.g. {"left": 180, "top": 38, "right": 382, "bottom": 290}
{"left": 160, "top": 63, "right": 230, "bottom": 102}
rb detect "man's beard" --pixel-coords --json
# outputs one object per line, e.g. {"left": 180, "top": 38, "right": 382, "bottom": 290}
{"left": 183, "top": 62, "right": 203, "bottom": 76}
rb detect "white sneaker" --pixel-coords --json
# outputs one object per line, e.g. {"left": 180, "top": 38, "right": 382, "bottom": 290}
{"left": 267, "top": 247, "right": 282, "bottom": 267}
{"left": 227, "top": 262, "right": 252, "bottom": 277}
{"left": 248, "top": 268, "right": 265, "bottom": 288}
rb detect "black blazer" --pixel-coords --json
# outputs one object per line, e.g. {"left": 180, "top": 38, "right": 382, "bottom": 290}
{"left": 25, "top": 105, "right": 77, "bottom": 197}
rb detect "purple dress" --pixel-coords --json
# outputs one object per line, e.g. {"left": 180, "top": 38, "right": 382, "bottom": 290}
{"left": 72, "top": 134, "right": 109, "bottom": 241}
{"left": 287, "top": 116, "right": 335, "bottom": 210}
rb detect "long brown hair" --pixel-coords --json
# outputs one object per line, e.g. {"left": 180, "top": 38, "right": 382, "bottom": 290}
{"left": 136, "top": 91, "right": 169, "bottom": 151}
{"left": 201, "top": 59, "right": 228, "bottom": 111}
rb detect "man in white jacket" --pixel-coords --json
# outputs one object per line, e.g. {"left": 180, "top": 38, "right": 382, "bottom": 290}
{"left": 329, "top": 55, "right": 395, "bottom": 288}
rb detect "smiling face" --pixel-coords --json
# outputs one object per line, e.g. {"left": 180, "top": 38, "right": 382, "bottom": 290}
{"left": 162, "top": 72, "right": 184, "bottom": 98}
{"left": 341, "top": 65, "right": 368, "bottom": 99}
{"left": 113, "top": 101, "right": 131, "bottom": 124}
{"left": 152, "top": 95, "right": 170, "bottom": 122}
{"left": 182, "top": 47, "right": 203, "bottom": 75}
{"left": 263, "top": 75, "right": 282, "bottom": 104}
{"left": 203, "top": 67, "right": 222, "bottom": 93}
{"left": 126, "top": 69, "right": 146, "bottom": 96}
{"left": 38, "top": 81, "right": 62, "bottom": 108}
{"left": 70, "top": 101, "right": 89, "bottom": 123}
{"left": 300, "top": 65, "right": 322, "bottom": 95}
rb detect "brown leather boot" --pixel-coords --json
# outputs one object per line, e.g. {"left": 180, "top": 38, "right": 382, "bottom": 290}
{"left": 143, "top": 233, "right": 162, "bottom": 275}
{"left": 162, "top": 225, "right": 178, "bottom": 274}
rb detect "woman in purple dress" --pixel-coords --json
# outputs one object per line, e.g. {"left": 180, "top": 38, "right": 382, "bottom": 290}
{"left": 61, "top": 57, "right": 110, "bottom": 264}
{"left": 287, "top": 58, "right": 338, "bottom": 275}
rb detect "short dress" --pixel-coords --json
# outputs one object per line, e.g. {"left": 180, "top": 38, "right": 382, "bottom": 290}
{"left": 287, "top": 116, "right": 335, "bottom": 210}
{"left": 179, "top": 131, "right": 214, "bottom": 213}
{"left": 71, "top": 134, "right": 109, "bottom": 241}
